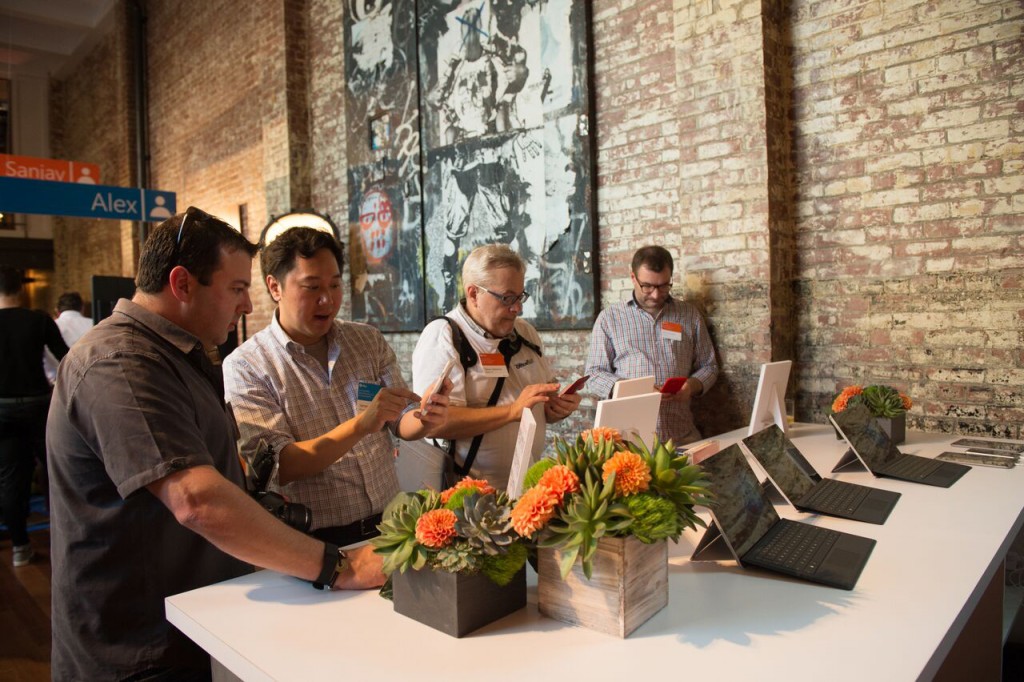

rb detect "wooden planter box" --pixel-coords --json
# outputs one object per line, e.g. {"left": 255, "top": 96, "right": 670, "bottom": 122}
{"left": 392, "top": 567, "right": 526, "bottom": 638}
{"left": 537, "top": 535, "right": 668, "bottom": 638}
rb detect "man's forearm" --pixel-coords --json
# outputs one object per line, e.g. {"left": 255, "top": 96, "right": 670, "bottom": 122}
{"left": 429, "top": 404, "right": 512, "bottom": 441}
{"left": 149, "top": 466, "right": 324, "bottom": 581}
{"left": 277, "top": 419, "right": 368, "bottom": 484}
{"left": 398, "top": 409, "right": 436, "bottom": 441}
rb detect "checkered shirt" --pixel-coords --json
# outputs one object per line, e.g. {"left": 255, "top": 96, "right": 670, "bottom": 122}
{"left": 584, "top": 296, "right": 719, "bottom": 445}
{"left": 223, "top": 314, "right": 405, "bottom": 529}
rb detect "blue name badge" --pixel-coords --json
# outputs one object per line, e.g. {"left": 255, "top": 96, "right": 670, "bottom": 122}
{"left": 356, "top": 381, "right": 383, "bottom": 414}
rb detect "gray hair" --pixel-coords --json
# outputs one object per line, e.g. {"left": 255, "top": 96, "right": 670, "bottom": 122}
{"left": 461, "top": 244, "right": 525, "bottom": 291}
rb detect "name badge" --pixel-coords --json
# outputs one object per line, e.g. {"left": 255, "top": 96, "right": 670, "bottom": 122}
{"left": 479, "top": 352, "right": 509, "bottom": 378}
{"left": 662, "top": 321, "right": 682, "bottom": 342}
{"left": 356, "top": 381, "right": 383, "bottom": 414}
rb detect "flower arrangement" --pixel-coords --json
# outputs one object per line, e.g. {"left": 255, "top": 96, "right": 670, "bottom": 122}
{"left": 371, "top": 477, "right": 528, "bottom": 587}
{"left": 831, "top": 384, "right": 912, "bottom": 418}
{"left": 511, "top": 427, "right": 711, "bottom": 579}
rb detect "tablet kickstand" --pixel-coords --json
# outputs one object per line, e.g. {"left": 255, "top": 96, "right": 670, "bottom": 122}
{"left": 831, "top": 448, "right": 867, "bottom": 474}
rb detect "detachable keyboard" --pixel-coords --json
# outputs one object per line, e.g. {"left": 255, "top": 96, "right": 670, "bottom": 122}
{"left": 799, "top": 478, "right": 871, "bottom": 515}
{"left": 745, "top": 521, "right": 840, "bottom": 577}
{"left": 878, "top": 454, "right": 943, "bottom": 480}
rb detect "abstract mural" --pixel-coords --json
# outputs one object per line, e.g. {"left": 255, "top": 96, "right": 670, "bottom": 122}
{"left": 345, "top": 0, "right": 425, "bottom": 331}
{"left": 344, "top": 0, "right": 596, "bottom": 331}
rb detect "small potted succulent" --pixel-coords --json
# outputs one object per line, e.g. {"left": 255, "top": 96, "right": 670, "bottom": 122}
{"left": 831, "top": 384, "right": 913, "bottom": 443}
{"left": 371, "top": 478, "right": 528, "bottom": 637}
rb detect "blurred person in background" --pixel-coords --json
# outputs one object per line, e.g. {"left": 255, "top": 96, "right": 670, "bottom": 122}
{"left": 0, "top": 266, "right": 69, "bottom": 567}
{"left": 43, "top": 291, "right": 94, "bottom": 382}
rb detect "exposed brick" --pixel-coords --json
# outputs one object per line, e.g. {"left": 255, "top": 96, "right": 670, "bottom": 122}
{"left": 44, "top": 0, "right": 1023, "bottom": 446}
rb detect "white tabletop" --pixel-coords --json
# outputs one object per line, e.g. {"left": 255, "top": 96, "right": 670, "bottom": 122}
{"left": 166, "top": 424, "right": 1024, "bottom": 682}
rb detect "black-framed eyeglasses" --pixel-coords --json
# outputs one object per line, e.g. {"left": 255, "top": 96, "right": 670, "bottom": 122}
{"left": 477, "top": 285, "right": 530, "bottom": 308}
{"left": 637, "top": 280, "right": 672, "bottom": 294}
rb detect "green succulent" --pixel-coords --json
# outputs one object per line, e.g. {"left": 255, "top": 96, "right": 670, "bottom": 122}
{"left": 550, "top": 431, "right": 620, "bottom": 480}
{"left": 370, "top": 491, "right": 437, "bottom": 576}
{"left": 433, "top": 541, "right": 482, "bottom": 574}
{"left": 860, "top": 385, "right": 908, "bottom": 418}
{"left": 454, "top": 492, "right": 516, "bottom": 556}
{"left": 632, "top": 436, "right": 711, "bottom": 535}
{"left": 538, "top": 469, "right": 632, "bottom": 579}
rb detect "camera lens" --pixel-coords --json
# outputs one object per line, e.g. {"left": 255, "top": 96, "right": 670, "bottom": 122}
{"left": 256, "top": 491, "right": 312, "bottom": 533}
{"left": 282, "top": 503, "right": 312, "bottom": 533}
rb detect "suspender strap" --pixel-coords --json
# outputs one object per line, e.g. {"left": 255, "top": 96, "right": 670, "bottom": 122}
{"left": 433, "top": 315, "right": 542, "bottom": 477}
{"left": 456, "top": 376, "right": 507, "bottom": 476}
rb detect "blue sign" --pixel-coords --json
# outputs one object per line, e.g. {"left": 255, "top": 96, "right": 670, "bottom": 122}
{"left": 0, "top": 177, "right": 176, "bottom": 222}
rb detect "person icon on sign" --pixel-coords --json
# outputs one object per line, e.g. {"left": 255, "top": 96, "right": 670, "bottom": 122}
{"left": 148, "top": 195, "right": 173, "bottom": 220}
{"left": 76, "top": 167, "right": 96, "bottom": 184}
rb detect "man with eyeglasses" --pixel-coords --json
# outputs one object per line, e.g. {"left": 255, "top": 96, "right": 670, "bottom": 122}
{"left": 412, "top": 244, "right": 582, "bottom": 489}
{"left": 46, "top": 209, "right": 367, "bottom": 680}
{"left": 223, "top": 227, "right": 450, "bottom": 560}
{"left": 585, "top": 245, "right": 719, "bottom": 446}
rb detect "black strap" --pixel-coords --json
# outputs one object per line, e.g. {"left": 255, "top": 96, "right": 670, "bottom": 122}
{"left": 455, "top": 337, "right": 525, "bottom": 476}
{"left": 430, "top": 315, "right": 543, "bottom": 372}
{"left": 312, "top": 542, "right": 341, "bottom": 590}
{"left": 432, "top": 316, "right": 477, "bottom": 370}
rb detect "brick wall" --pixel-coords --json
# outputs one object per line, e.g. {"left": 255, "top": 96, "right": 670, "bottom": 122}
{"left": 50, "top": 2, "right": 137, "bottom": 300}
{"left": 52, "top": 0, "right": 1023, "bottom": 440}
{"left": 144, "top": 0, "right": 293, "bottom": 333}
{"left": 790, "top": 0, "right": 1024, "bottom": 436}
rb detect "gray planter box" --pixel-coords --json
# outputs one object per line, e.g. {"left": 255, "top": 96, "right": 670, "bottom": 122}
{"left": 834, "top": 412, "right": 906, "bottom": 445}
{"left": 392, "top": 567, "right": 526, "bottom": 637}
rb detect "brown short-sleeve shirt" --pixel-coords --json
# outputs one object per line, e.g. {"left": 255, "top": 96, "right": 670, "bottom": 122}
{"left": 47, "top": 299, "right": 251, "bottom": 680}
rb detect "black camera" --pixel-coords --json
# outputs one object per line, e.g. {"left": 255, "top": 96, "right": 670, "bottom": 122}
{"left": 254, "top": 490, "right": 312, "bottom": 533}
{"left": 247, "top": 440, "right": 312, "bottom": 533}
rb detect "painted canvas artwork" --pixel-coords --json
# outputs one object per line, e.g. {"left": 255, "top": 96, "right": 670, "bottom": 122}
{"left": 419, "top": 0, "right": 596, "bottom": 329}
{"left": 344, "top": 0, "right": 596, "bottom": 331}
{"left": 345, "top": 0, "right": 425, "bottom": 331}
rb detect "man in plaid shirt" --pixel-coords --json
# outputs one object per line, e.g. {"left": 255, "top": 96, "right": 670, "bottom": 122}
{"left": 585, "top": 246, "right": 718, "bottom": 446}
{"left": 224, "top": 228, "right": 450, "bottom": 587}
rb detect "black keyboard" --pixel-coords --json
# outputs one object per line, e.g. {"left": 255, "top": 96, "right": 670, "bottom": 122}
{"left": 745, "top": 521, "right": 840, "bottom": 576}
{"left": 799, "top": 478, "right": 871, "bottom": 515}
{"left": 879, "top": 454, "right": 942, "bottom": 480}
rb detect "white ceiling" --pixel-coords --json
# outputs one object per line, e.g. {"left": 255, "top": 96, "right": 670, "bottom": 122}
{"left": 0, "top": 0, "right": 119, "bottom": 80}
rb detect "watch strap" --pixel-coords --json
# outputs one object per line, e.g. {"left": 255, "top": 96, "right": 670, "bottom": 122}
{"left": 313, "top": 542, "right": 343, "bottom": 590}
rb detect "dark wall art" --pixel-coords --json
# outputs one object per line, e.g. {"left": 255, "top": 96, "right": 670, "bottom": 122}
{"left": 345, "top": 0, "right": 425, "bottom": 331}
{"left": 344, "top": 0, "right": 596, "bottom": 331}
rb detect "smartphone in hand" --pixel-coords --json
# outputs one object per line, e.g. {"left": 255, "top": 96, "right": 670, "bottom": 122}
{"left": 660, "top": 376, "right": 687, "bottom": 394}
{"left": 423, "top": 358, "right": 457, "bottom": 404}
{"left": 560, "top": 375, "right": 590, "bottom": 396}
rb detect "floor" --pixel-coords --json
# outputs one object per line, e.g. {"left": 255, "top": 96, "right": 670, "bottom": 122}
{"left": 0, "top": 497, "right": 51, "bottom": 682}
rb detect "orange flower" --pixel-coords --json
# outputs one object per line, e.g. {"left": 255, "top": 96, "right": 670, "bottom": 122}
{"left": 581, "top": 426, "right": 623, "bottom": 445}
{"left": 439, "top": 477, "right": 496, "bottom": 504}
{"left": 415, "top": 509, "right": 458, "bottom": 548}
{"left": 602, "top": 451, "right": 651, "bottom": 496}
{"left": 900, "top": 393, "right": 913, "bottom": 410}
{"left": 831, "top": 385, "right": 863, "bottom": 413}
{"left": 510, "top": 486, "right": 560, "bottom": 537}
{"left": 537, "top": 465, "right": 580, "bottom": 500}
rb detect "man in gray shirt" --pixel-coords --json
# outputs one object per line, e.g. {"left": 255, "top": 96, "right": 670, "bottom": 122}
{"left": 47, "top": 208, "right": 365, "bottom": 680}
